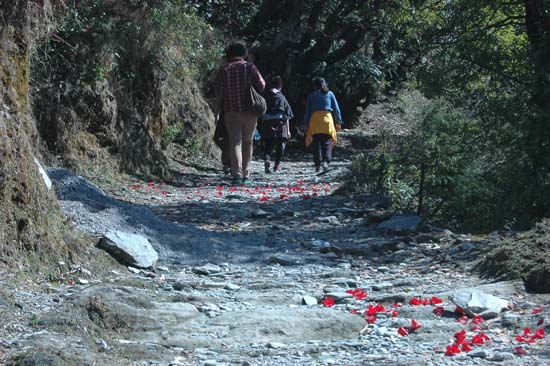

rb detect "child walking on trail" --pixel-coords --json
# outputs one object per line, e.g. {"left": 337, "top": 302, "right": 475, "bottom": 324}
{"left": 303, "top": 77, "right": 343, "bottom": 173}
{"left": 260, "top": 76, "right": 294, "bottom": 173}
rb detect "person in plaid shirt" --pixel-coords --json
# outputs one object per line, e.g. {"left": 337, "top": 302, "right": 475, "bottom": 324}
{"left": 215, "top": 43, "right": 266, "bottom": 184}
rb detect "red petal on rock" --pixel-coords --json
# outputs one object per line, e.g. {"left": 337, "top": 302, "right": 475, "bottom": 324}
{"left": 456, "top": 315, "right": 469, "bottom": 324}
{"left": 454, "top": 329, "right": 466, "bottom": 343}
{"left": 472, "top": 332, "right": 489, "bottom": 345}
{"left": 411, "top": 319, "right": 422, "bottom": 330}
{"left": 533, "top": 328, "right": 545, "bottom": 339}
{"left": 523, "top": 327, "right": 532, "bottom": 336}
{"left": 445, "top": 343, "right": 461, "bottom": 356}
{"left": 532, "top": 307, "right": 544, "bottom": 315}
{"left": 472, "top": 314, "right": 484, "bottom": 324}
{"left": 515, "top": 335, "right": 526, "bottom": 342}
{"left": 538, "top": 317, "right": 544, "bottom": 326}
{"left": 422, "top": 298, "right": 429, "bottom": 306}
{"left": 513, "top": 346, "right": 528, "bottom": 355}
{"left": 433, "top": 306, "right": 444, "bottom": 317}
{"left": 321, "top": 297, "right": 335, "bottom": 307}
{"left": 366, "top": 315, "right": 376, "bottom": 324}
{"left": 461, "top": 341, "right": 473, "bottom": 352}
{"left": 409, "top": 298, "right": 422, "bottom": 306}
{"left": 429, "top": 296, "right": 443, "bottom": 305}
{"left": 350, "top": 309, "right": 358, "bottom": 314}
{"left": 397, "top": 327, "right": 409, "bottom": 336}
{"left": 392, "top": 310, "right": 398, "bottom": 317}
{"left": 455, "top": 306, "right": 465, "bottom": 315}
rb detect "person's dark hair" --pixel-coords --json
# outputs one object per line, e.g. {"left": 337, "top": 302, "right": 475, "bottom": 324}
{"left": 270, "top": 76, "right": 283, "bottom": 90}
{"left": 312, "top": 77, "right": 329, "bottom": 93}
{"left": 226, "top": 43, "right": 247, "bottom": 59}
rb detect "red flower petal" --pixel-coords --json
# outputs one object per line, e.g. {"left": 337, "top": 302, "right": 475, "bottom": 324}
{"left": 321, "top": 297, "right": 335, "bottom": 307}
{"left": 455, "top": 306, "right": 465, "bottom": 315}
{"left": 456, "top": 315, "right": 469, "bottom": 324}
{"left": 410, "top": 319, "right": 422, "bottom": 331}
{"left": 538, "top": 317, "right": 544, "bottom": 326}
{"left": 391, "top": 310, "right": 398, "bottom": 317}
{"left": 429, "top": 296, "right": 443, "bottom": 305}
{"left": 366, "top": 315, "right": 376, "bottom": 324}
{"left": 409, "top": 298, "right": 422, "bottom": 306}
{"left": 472, "top": 332, "right": 489, "bottom": 345}
{"left": 397, "top": 327, "right": 409, "bottom": 336}
{"left": 445, "top": 343, "right": 461, "bottom": 356}
{"left": 433, "top": 306, "right": 444, "bottom": 317}
{"left": 454, "top": 329, "right": 466, "bottom": 343}
{"left": 472, "top": 314, "right": 484, "bottom": 324}
{"left": 461, "top": 341, "right": 473, "bottom": 352}
{"left": 513, "top": 346, "right": 528, "bottom": 355}
{"left": 533, "top": 328, "right": 545, "bottom": 339}
{"left": 532, "top": 306, "right": 544, "bottom": 315}
{"left": 350, "top": 309, "right": 358, "bottom": 314}
{"left": 523, "top": 327, "right": 532, "bottom": 336}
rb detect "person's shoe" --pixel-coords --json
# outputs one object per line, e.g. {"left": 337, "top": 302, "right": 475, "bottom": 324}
{"left": 315, "top": 165, "right": 321, "bottom": 173}
{"left": 273, "top": 163, "right": 280, "bottom": 172}
{"left": 231, "top": 177, "right": 243, "bottom": 185}
{"left": 322, "top": 162, "right": 329, "bottom": 172}
{"left": 264, "top": 161, "right": 271, "bottom": 174}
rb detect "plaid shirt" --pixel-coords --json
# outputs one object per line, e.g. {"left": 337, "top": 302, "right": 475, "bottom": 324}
{"left": 216, "top": 58, "right": 265, "bottom": 112}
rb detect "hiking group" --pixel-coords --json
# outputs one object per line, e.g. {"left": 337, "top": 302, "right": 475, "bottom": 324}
{"left": 214, "top": 42, "right": 343, "bottom": 185}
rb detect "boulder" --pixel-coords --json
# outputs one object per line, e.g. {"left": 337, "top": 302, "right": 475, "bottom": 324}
{"left": 98, "top": 230, "right": 158, "bottom": 268}
{"left": 448, "top": 290, "right": 509, "bottom": 316}
{"left": 377, "top": 214, "right": 421, "bottom": 231}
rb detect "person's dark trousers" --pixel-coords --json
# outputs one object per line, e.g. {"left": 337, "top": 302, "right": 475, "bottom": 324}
{"left": 263, "top": 138, "right": 287, "bottom": 167}
{"left": 312, "top": 134, "right": 333, "bottom": 167}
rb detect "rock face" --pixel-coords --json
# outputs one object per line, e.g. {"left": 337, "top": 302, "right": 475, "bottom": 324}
{"left": 30, "top": 2, "right": 218, "bottom": 180}
{"left": 98, "top": 231, "right": 159, "bottom": 268}
{"left": 0, "top": 1, "right": 68, "bottom": 268}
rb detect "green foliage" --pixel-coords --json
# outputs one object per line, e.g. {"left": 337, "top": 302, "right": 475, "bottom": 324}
{"left": 350, "top": 99, "right": 496, "bottom": 231}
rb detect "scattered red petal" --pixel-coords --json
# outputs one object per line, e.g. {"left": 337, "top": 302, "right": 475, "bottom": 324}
{"left": 366, "top": 315, "right": 376, "bottom": 324}
{"left": 429, "top": 296, "right": 443, "bottom": 305}
{"left": 397, "top": 327, "right": 409, "bottom": 336}
{"left": 455, "top": 306, "right": 465, "bottom": 316}
{"left": 454, "top": 330, "right": 466, "bottom": 343}
{"left": 532, "top": 307, "right": 544, "bottom": 315}
{"left": 346, "top": 288, "right": 367, "bottom": 300}
{"left": 445, "top": 343, "right": 461, "bottom": 356}
{"left": 161, "top": 191, "right": 167, "bottom": 196}
{"left": 538, "top": 317, "right": 544, "bottom": 326}
{"left": 391, "top": 310, "right": 399, "bottom": 317}
{"left": 513, "top": 346, "right": 528, "bottom": 355}
{"left": 472, "top": 314, "right": 484, "bottom": 324}
{"left": 456, "top": 315, "right": 469, "bottom": 324}
{"left": 422, "top": 298, "right": 429, "bottom": 306}
{"left": 533, "top": 328, "right": 545, "bottom": 339}
{"left": 409, "top": 298, "right": 422, "bottom": 306}
{"left": 132, "top": 184, "right": 141, "bottom": 190}
{"left": 410, "top": 319, "right": 422, "bottom": 331}
{"left": 523, "top": 327, "right": 532, "bottom": 337}
{"left": 147, "top": 182, "right": 155, "bottom": 187}
{"left": 461, "top": 341, "right": 473, "bottom": 352}
{"left": 433, "top": 306, "right": 444, "bottom": 317}
{"left": 321, "top": 297, "right": 335, "bottom": 307}
{"left": 472, "top": 332, "right": 489, "bottom": 345}
{"left": 350, "top": 309, "right": 358, "bottom": 314}
{"left": 470, "top": 325, "right": 482, "bottom": 331}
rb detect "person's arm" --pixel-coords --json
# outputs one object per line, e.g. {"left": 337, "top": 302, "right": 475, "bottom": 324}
{"left": 250, "top": 64, "right": 266, "bottom": 92}
{"left": 330, "top": 91, "right": 343, "bottom": 125}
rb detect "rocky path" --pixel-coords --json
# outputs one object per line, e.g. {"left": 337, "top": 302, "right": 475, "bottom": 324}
{"left": 1, "top": 131, "right": 549, "bottom": 366}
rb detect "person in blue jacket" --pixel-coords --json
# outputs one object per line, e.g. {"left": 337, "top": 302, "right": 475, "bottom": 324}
{"left": 303, "top": 77, "right": 343, "bottom": 172}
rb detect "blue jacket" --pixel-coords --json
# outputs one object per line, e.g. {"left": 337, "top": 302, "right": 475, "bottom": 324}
{"left": 303, "top": 90, "right": 343, "bottom": 126}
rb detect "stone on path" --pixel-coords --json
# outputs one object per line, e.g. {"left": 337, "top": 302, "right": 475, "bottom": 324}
{"left": 97, "top": 230, "right": 158, "bottom": 268}
{"left": 377, "top": 214, "right": 421, "bottom": 231}
{"left": 448, "top": 290, "right": 509, "bottom": 316}
{"left": 302, "top": 295, "right": 318, "bottom": 306}
{"left": 193, "top": 263, "right": 222, "bottom": 275}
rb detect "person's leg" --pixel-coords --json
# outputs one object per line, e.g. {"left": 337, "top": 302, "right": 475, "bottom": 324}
{"left": 240, "top": 112, "right": 257, "bottom": 179}
{"left": 312, "top": 134, "right": 322, "bottom": 171}
{"left": 321, "top": 134, "right": 333, "bottom": 163}
{"left": 274, "top": 138, "right": 287, "bottom": 171}
{"left": 263, "top": 138, "right": 274, "bottom": 173}
{"left": 225, "top": 112, "right": 244, "bottom": 179}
